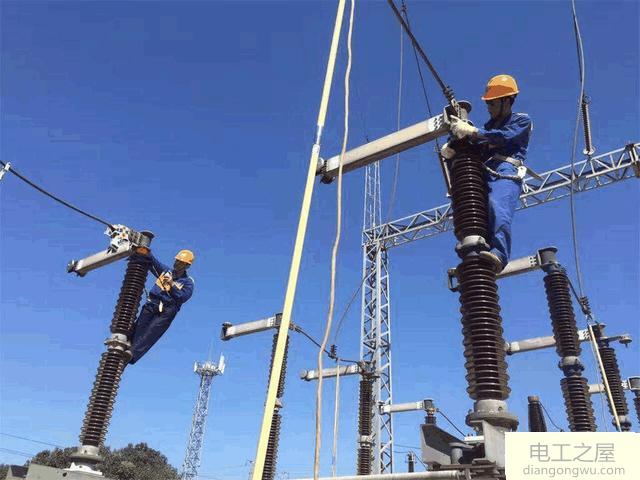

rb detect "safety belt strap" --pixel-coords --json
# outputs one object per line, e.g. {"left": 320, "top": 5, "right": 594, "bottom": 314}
{"left": 492, "top": 154, "right": 543, "bottom": 181}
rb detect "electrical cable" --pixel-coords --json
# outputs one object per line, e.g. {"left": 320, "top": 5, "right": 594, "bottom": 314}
{"left": 0, "top": 432, "right": 63, "bottom": 449}
{"left": 539, "top": 403, "right": 565, "bottom": 432}
{"left": 293, "top": 324, "right": 358, "bottom": 364}
{"left": 568, "top": 0, "right": 621, "bottom": 432}
{"left": 0, "top": 159, "right": 114, "bottom": 228}
{"left": 385, "top": 1, "right": 404, "bottom": 223}
{"left": 332, "top": 268, "right": 370, "bottom": 343}
{"left": 0, "top": 447, "right": 35, "bottom": 458}
{"left": 436, "top": 410, "right": 466, "bottom": 437}
{"left": 314, "top": 1, "right": 355, "bottom": 478}
{"left": 385, "top": 0, "right": 458, "bottom": 113}
{"left": 402, "top": 1, "right": 439, "bottom": 152}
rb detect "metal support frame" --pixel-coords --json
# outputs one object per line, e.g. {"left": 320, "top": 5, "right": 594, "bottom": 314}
{"left": 364, "top": 143, "right": 639, "bottom": 248}
{"left": 361, "top": 161, "right": 394, "bottom": 473}
{"left": 181, "top": 357, "right": 226, "bottom": 480}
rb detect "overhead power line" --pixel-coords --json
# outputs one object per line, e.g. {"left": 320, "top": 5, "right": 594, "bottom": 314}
{"left": 0, "top": 159, "right": 114, "bottom": 228}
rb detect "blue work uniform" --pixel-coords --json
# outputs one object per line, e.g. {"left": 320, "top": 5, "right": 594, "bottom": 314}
{"left": 473, "top": 112, "right": 532, "bottom": 267}
{"left": 130, "top": 253, "right": 194, "bottom": 364}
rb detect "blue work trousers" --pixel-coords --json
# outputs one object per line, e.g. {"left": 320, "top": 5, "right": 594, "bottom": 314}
{"left": 486, "top": 167, "right": 522, "bottom": 267}
{"left": 130, "top": 301, "right": 178, "bottom": 364}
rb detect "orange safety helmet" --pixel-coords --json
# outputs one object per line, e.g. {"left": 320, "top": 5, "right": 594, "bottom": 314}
{"left": 175, "top": 249, "right": 195, "bottom": 265}
{"left": 482, "top": 74, "right": 519, "bottom": 101}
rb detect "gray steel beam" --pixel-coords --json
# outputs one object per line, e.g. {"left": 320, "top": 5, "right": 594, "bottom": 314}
{"left": 506, "top": 329, "right": 590, "bottom": 355}
{"left": 221, "top": 315, "right": 282, "bottom": 341}
{"left": 299, "top": 363, "right": 361, "bottom": 381}
{"left": 364, "top": 143, "right": 639, "bottom": 248}
{"left": 380, "top": 399, "right": 431, "bottom": 414}
{"left": 317, "top": 103, "right": 470, "bottom": 183}
{"left": 292, "top": 472, "right": 462, "bottom": 480}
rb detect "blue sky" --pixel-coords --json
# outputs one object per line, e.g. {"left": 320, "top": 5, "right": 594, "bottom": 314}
{"left": 1, "top": 0, "right": 638, "bottom": 478}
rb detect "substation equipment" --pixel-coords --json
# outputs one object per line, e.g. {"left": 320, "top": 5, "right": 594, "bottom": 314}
{"left": 297, "top": 92, "right": 639, "bottom": 479}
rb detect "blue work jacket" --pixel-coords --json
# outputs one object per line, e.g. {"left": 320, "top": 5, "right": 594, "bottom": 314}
{"left": 147, "top": 254, "right": 194, "bottom": 309}
{"left": 474, "top": 112, "right": 533, "bottom": 164}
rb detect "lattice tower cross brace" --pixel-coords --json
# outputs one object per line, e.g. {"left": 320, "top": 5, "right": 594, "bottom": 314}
{"left": 360, "top": 162, "right": 394, "bottom": 473}
{"left": 181, "top": 357, "right": 225, "bottom": 480}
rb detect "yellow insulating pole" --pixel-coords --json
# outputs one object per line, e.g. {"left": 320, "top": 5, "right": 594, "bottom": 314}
{"left": 250, "top": 2, "right": 347, "bottom": 479}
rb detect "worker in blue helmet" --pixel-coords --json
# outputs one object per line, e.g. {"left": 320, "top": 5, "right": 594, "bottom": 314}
{"left": 128, "top": 249, "right": 195, "bottom": 364}
{"left": 441, "top": 74, "right": 533, "bottom": 271}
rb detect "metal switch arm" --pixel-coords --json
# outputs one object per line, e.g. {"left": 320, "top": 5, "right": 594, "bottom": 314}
{"left": 67, "top": 225, "right": 153, "bottom": 276}
{"left": 317, "top": 102, "right": 471, "bottom": 183}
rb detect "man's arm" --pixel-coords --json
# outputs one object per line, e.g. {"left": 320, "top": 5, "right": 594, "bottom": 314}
{"left": 168, "top": 277, "right": 194, "bottom": 304}
{"left": 149, "top": 253, "right": 171, "bottom": 278}
{"left": 475, "top": 114, "right": 532, "bottom": 147}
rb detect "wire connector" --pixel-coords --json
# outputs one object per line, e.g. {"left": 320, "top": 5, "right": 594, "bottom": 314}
{"left": 0, "top": 161, "right": 11, "bottom": 181}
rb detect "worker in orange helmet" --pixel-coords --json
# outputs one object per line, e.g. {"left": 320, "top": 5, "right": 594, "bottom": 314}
{"left": 441, "top": 74, "right": 533, "bottom": 271}
{"left": 129, "top": 249, "right": 195, "bottom": 364}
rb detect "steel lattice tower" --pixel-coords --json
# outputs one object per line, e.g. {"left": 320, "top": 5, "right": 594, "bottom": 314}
{"left": 360, "top": 162, "right": 394, "bottom": 473}
{"left": 182, "top": 357, "right": 225, "bottom": 480}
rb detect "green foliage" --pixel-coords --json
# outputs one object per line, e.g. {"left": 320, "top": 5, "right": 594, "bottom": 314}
{"left": 23, "top": 443, "right": 179, "bottom": 480}
{"left": 0, "top": 464, "right": 8, "bottom": 478}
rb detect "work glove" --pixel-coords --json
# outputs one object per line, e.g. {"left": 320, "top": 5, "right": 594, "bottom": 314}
{"left": 450, "top": 116, "right": 478, "bottom": 140}
{"left": 440, "top": 142, "right": 456, "bottom": 160}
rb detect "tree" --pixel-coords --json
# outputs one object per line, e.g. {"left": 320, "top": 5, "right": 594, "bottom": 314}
{"left": 0, "top": 464, "right": 9, "bottom": 478}
{"left": 23, "top": 443, "right": 179, "bottom": 480}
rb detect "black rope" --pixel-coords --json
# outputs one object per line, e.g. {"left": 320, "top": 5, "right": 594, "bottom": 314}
{"left": 0, "top": 159, "right": 114, "bottom": 228}
{"left": 437, "top": 409, "right": 466, "bottom": 437}
{"left": 540, "top": 403, "right": 565, "bottom": 432}
{"left": 386, "top": 0, "right": 458, "bottom": 112}
{"left": 292, "top": 324, "right": 359, "bottom": 365}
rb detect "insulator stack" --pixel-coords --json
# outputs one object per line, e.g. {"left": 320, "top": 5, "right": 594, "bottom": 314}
{"left": 78, "top": 255, "right": 150, "bottom": 448}
{"left": 542, "top": 264, "right": 596, "bottom": 431}
{"left": 262, "top": 411, "right": 282, "bottom": 480}
{"left": 407, "top": 452, "right": 415, "bottom": 473}
{"left": 581, "top": 95, "right": 595, "bottom": 156}
{"left": 594, "top": 326, "right": 632, "bottom": 431}
{"left": 561, "top": 377, "right": 595, "bottom": 432}
{"left": 634, "top": 397, "right": 640, "bottom": 424}
{"left": 357, "top": 374, "right": 374, "bottom": 475}
{"left": 450, "top": 149, "right": 511, "bottom": 405}
{"left": 527, "top": 396, "right": 547, "bottom": 432}
{"left": 262, "top": 333, "right": 289, "bottom": 480}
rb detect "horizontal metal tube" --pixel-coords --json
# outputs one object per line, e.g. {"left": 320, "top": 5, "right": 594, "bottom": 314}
{"left": 293, "top": 471, "right": 462, "bottom": 480}
{"left": 318, "top": 102, "right": 470, "bottom": 182}
{"left": 496, "top": 254, "right": 539, "bottom": 280}
{"left": 67, "top": 244, "right": 132, "bottom": 277}
{"left": 300, "top": 363, "right": 361, "bottom": 381}
{"left": 507, "top": 329, "right": 589, "bottom": 354}
{"left": 381, "top": 400, "right": 427, "bottom": 414}
{"left": 590, "top": 379, "right": 631, "bottom": 394}
{"left": 221, "top": 315, "right": 280, "bottom": 341}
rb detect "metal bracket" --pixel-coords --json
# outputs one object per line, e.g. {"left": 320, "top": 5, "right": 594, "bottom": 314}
{"left": 0, "top": 162, "right": 11, "bottom": 181}
{"left": 67, "top": 225, "right": 153, "bottom": 276}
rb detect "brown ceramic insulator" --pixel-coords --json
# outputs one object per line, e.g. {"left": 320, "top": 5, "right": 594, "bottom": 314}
{"left": 597, "top": 346, "right": 628, "bottom": 417}
{"left": 561, "top": 376, "right": 596, "bottom": 432}
{"left": 110, "top": 257, "right": 150, "bottom": 335}
{"left": 79, "top": 350, "right": 127, "bottom": 446}
{"left": 458, "top": 256, "right": 510, "bottom": 400}
{"left": 450, "top": 153, "right": 489, "bottom": 241}
{"left": 262, "top": 411, "right": 281, "bottom": 480}
{"left": 527, "top": 397, "right": 547, "bottom": 432}
{"left": 543, "top": 270, "right": 581, "bottom": 357}
{"left": 357, "top": 376, "right": 374, "bottom": 475}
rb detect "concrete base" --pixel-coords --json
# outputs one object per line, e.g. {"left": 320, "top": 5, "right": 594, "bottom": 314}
{"left": 4, "top": 464, "right": 115, "bottom": 480}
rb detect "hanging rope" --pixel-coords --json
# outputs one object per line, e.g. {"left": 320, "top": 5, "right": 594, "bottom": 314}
{"left": 568, "top": 0, "right": 621, "bottom": 432}
{"left": 314, "top": 0, "right": 355, "bottom": 478}
{"left": 0, "top": 159, "right": 114, "bottom": 228}
{"left": 251, "top": 1, "right": 348, "bottom": 477}
{"left": 331, "top": 359, "right": 341, "bottom": 477}
{"left": 385, "top": 1, "right": 404, "bottom": 223}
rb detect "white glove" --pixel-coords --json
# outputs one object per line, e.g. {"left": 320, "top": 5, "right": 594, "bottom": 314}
{"left": 450, "top": 116, "right": 478, "bottom": 139}
{"left": 440, "top": 142, "right": 456, "bottom": 160}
